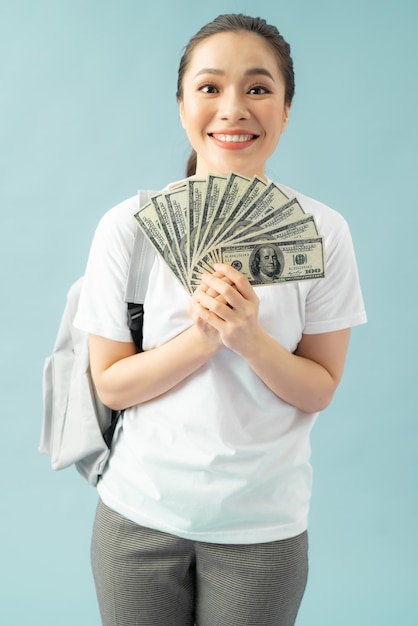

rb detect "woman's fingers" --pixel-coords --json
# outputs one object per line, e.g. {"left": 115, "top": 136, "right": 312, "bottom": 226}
{"left": 200, "top": 267, "right": 256, "bottom": 310}
{"left": 199, "top": 271, "right": 235, "bottom": 303}
{"left": 213, "top": 264, "right": 257, "bottom": 300}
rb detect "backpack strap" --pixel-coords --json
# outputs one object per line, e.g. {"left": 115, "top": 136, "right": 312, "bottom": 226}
{"left": 104, "top": 189, "right": 157, "bottom": 447}
{"left": 123, "top": 189, "right": 157, "bottom": 350}
{"left": 124, "top": 189, "right": 157, "bottom": 305}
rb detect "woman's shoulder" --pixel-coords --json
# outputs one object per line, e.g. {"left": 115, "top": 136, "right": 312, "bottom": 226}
{"left": 277, "top": 183, "right": 345, "bottom": 221}
{"left": 97, "top": 182, "right": 180, "bottom": 231}
{"left": 98, "top": 194, "right": 142, "bottom": 231}
{"left": 95, "top": 187, "right": 164, "bottom": 245}
{"left": 277, "top": 183, "right": 348, "bottom": 232}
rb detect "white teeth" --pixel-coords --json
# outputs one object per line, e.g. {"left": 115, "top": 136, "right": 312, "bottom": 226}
{"left": 212, "top": 134, "right": 253, "bottom": 143}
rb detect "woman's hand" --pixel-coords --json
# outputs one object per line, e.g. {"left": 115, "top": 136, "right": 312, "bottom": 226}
{"left": 187, "top": 293, "right": 223, "bottom": 349}
{"left": 190, "top": 263, "right": 261, "bottom": 356}
{"left": 187, "top": 269, "right": 227, "bottom": 348}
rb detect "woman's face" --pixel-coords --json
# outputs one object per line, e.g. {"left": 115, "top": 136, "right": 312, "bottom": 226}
{"left": 178, "top": 30, "right": 290, "bottom": 180}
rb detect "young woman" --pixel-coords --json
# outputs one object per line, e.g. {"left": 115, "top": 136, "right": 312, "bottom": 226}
{"left": 75, "top": 13, "right": 366, "bottom": 626}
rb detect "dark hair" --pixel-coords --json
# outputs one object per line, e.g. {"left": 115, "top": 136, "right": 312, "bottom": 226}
{"left": 176, "top": 14, "right": 295, "bottom": 177}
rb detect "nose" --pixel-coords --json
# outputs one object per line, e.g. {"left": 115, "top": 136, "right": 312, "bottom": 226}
{"left": 217, "top": 88, "right": 250, "bottom": 121}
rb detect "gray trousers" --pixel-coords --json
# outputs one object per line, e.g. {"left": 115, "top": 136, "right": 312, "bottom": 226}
{"left": 91, "top": 499, "right": 308, "bottom": 626}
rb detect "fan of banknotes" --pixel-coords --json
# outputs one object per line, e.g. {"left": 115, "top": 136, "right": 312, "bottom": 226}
{"left": 133, "top": 172, "right": 325, "bottom": 294}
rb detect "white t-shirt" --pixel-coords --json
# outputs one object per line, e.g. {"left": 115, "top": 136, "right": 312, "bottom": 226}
{"left": 75, "top": 181, "right": 367, "bottom": 544}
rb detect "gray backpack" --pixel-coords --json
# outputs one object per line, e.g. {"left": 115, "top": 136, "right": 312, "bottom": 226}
{"left": 39, "top": 190, "right": 156, "bottom": 486}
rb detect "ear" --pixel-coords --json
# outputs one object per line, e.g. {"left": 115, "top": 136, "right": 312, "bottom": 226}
{"left": 281, "top": 102, "right": 291, "bottom": 132}
{"left": 178, "top": 98, "right": 186, "bottom": 129}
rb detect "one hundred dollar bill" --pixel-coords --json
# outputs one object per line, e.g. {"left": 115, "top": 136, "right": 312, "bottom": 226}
{"left": 209, "top": 175, "right": 268, "bottom": 245}
{"left": 163, "top": 185, "right": 190, "bottom": 273}
{"left": 232, "top": 182, "right": 290, "bottom": 227}
{"left": 150, "top": 193, "right": 189, "bottom": 286}
{"left": 133, "top": 198, "right": 189, "bottom": 290}
{"left": 187, "top": 177, "right": 207, "bottom": 269}
{"left": 231, "top": 214, "right": 319, "bottom": 245}
{"left": 195, "top": 172, "right": 250, "bottom": 259}
{"left": 217, "top": 237, "right": 326, "bottom": 285}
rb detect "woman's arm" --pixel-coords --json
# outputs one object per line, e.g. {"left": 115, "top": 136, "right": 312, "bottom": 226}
{"left": 244, "top": 327, "right": 350, "bottom": 413}
{"left": 89, "top": 322, "right": 222, "bottom": 411}
{"left": 190, "top": 264, "right": 350, "bottom": 414}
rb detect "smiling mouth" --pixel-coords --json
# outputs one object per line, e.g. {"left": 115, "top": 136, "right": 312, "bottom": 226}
{"left": 209, "top": 133, "right": 258, "bottom": 143}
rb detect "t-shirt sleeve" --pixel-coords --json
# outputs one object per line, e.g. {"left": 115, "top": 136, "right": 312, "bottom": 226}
{"left": 303, "top": 217, "right": 367, "bottom": 334}
{"left": 74, "top": 199, "right": 137, "bottom": 342}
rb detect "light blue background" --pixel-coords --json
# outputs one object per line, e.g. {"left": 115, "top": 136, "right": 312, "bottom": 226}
{"left": 1, "top": 0, "right": 417, "bottom": 624}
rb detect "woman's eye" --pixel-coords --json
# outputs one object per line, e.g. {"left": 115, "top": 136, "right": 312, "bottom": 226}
{"left": 248, "top": 85, "right": 271, "bottom": 95}
{"left": 199, "top": 84, "right": 218, "bottom": 94}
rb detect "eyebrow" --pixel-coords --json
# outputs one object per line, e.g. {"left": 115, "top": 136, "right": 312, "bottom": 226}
{"left": 194, "top": 67, "right": 275, "bottom": 81}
